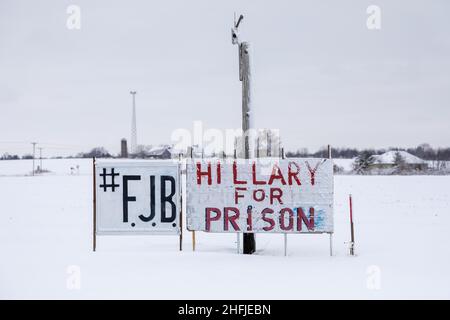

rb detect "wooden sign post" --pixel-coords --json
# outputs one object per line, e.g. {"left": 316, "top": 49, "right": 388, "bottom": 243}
{"left": 93, "top": 157, "right": 97, "bottom": 252}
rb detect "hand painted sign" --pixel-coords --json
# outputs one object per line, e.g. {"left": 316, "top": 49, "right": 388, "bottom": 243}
{"left": 95, "top": 160, "right": 180, "bottom": 235}
{"left": 186, "top": 158, "right": 333, "bottom": 233}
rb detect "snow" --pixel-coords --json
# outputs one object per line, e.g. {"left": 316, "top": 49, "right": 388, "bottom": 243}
{"left": 1, "top": 159, "right": 450, "bottom": 299}
{"left": 0, "top": 158, "right": 91, "bottom": 176}
{"left": 372, "top": 151, "right": 426, "bottom": 164}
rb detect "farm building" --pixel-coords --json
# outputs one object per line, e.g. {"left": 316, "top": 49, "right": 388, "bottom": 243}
{"left": 131, "top": 145, "right": 173, "bottom": 159}
{"left": 369, "top": 150, "right": 428, "bottom": 171}
{"left": 146, "top": 145, "right": 172, "bottom": 159}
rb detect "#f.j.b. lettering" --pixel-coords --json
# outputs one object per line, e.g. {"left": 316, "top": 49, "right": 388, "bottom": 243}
{"left": 122, "top": 175, "right": 177, "bottom": 225}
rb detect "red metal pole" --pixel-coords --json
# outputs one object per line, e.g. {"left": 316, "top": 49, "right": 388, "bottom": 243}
{"left": 349, "top": 194, "right": 355, "bottom": 255}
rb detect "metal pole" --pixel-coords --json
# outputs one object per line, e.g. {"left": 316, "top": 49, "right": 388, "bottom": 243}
{"left": 38, "top": 147, "right": 43, "bottom": 172}
{"left": 237, "top": 233, "right": 240, "bottom": 254}
{"left": 349, "top": 194, "right": 355, "bottom": 256}
{"left": 284, "top": 234, "right": 287, "bottom": 256}
{"left": 329, "top": 233, "right": 333, "bottom": 256}
{"left": 256, "top": 135, "right": 260, "bottom": 158}
{"left": 328, "top": 144, "right": 333, "bottom": 256}
{"left": 281, "top": 147, "right": 287, "bottom": 256}
{"left": 31, "top": 142, "right": 37, "bottom": 176}
{"left": 189, "top": 146, "right": 196, "bottom": 252}
{"left": 178, "top": 152, "right": 183, "bottom": 251}
{"left": 232, "top": 147, "right": 240, "bottom": 254}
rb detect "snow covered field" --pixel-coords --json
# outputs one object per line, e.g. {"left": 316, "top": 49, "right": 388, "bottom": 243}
{"left": 0, "top": 159, "right": 449, "bottom": 299}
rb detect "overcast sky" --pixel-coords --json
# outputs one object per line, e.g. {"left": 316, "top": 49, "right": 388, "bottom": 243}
{"left": 1, "top": 0, "right": 449, "bottom": 156}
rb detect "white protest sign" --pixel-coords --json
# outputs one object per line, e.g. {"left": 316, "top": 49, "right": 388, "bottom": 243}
{"left": 95, "top": 160, "right": 180, "bottom": 235}
{"left": 186, "top": 158, "right": 333, "bottom": 233}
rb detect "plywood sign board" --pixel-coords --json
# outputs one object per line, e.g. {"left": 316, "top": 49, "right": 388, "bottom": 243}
{"left": 186, "top": 158, "right": 333, "bottom": 233}
{"left": 95, "top": 160, "right": 180, "bottom": 235}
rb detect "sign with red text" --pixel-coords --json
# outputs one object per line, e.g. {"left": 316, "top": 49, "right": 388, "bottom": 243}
{"left": 96, "top": 160, "right": 180, "bottom": 235}
{"left": 186, "top": 158, "right": 333, "bottom": 233}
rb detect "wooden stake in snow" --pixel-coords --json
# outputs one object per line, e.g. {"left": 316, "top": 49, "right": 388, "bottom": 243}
{"left": 93, "top": 157, "right": 97, "bottom": 252}
{"left": 349, "top": 194, "right": 355, "bottom": 256}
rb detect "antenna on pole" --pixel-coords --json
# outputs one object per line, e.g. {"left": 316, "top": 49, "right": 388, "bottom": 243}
{"left": 231, "top": 13, "right": 244, "bottom": 45}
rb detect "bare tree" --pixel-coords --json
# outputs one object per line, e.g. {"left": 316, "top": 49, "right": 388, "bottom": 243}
{"left": 353, "top": 151, "right": 374, "bottom": 174}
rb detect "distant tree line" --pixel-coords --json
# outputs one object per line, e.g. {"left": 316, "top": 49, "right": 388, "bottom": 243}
{"left": 0, "top": 153, "right": 21, "bottom": 160}
{"left": 2, "top": 143, "right": 450, "bottom": 161}
{"left": 0, "top": 147, "right": 112, "bottom": 160}
{"left": 286, "top": 144, "right": 450, "bottom": 161}
{"left": 76, "top": 147, "right": 111, "bottom": 158}
{"left": 405, "top": 144, "right": 450, "bottom": 161}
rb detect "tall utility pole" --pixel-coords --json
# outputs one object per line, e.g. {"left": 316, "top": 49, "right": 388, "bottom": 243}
{"left": 232, "top": 14, "right": 256, "bottom": 254}
{"left": 130, "top": 91, "right": 137, "bottom": 154}
{"left": 31, "top": 142, "right": 37, "bottom": 176}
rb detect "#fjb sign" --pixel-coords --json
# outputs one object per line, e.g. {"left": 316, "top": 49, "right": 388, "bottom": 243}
{"left": 95, "top": 160, "right": 180, "bottom": 235}
{"left": 186, "top": 158, "right": 333, "bottom": 233}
